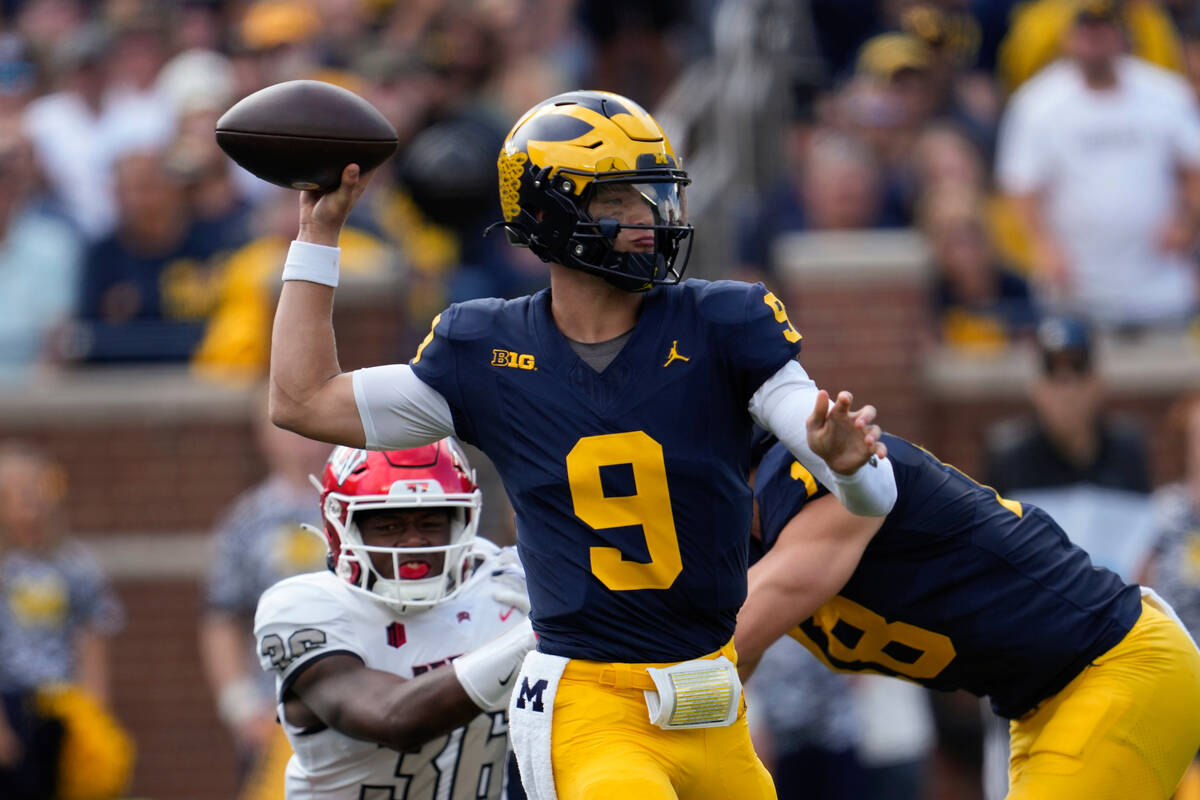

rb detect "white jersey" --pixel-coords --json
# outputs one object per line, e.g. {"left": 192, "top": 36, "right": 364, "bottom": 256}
{"left": 254, "top": 543, "right": 525, "bottom": 800}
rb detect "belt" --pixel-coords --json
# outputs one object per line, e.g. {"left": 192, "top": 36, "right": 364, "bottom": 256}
{"left": 561, "top": 638, "right": 738, "bottom": 691}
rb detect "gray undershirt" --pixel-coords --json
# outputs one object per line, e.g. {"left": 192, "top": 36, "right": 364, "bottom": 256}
{"left": 566, "top": 329, "right": 633, "bottom": 372}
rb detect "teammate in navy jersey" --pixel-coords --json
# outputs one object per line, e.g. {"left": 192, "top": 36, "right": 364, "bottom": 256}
{"left": 738, "top": 433, "right": 1200, "bottom": 799}
{"left": 267, "top": 89, "right": 897, "bottom": 800}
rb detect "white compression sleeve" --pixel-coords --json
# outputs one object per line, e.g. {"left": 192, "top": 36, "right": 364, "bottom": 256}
{"left": 749, "top": 360, "right": 897, "bottom": 516}
{"left": 453, "top": 619, "right": 537, "bottom": 712}
{"left": 352, "top": 364, "right": 457, "bottom": 449}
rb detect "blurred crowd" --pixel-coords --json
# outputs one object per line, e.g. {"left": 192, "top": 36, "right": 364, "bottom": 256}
{"left": 0, "top": 0, "right": 1195, "bottom": 382}
{"left": 0, "top": 0, "right": 684, "bottom": 383}
{"left": 0, "top": 0, "right": 1198, "bottom": 798}
{"left": 741, "top": 0, "right": 1200, "bottom": 350}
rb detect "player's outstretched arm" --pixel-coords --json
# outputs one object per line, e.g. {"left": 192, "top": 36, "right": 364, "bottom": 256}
{"left": 288, "top": 654, "right": 485, "bottom": 751}
{"left": 735, "top": 494, "right": 884, "bottom": 680}
{"left": 749, "top": 362, "right": 897, "bottom": 516}
{"left": 269, "top": 163, "right": 373, "bottom": 447}
{"left": 287, "top": 619, "right": 535, "bottom": 751}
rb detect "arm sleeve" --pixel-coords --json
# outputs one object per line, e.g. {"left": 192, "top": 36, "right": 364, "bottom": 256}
{"left": 352, "top": 364, "right": 456, "bottom": 450}
{"left": 748, "top": 360, "right": 897, "bottom": 516}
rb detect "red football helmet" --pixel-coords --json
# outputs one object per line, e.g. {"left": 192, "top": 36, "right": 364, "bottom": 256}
{"left": 314, "top": 438, "right": 482, "bottom": 610}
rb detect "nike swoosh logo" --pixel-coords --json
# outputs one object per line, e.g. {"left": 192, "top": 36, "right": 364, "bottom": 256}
{"left": 498, "top": 666, "right": 517, "bottom": 687}
{"left": 499, "top": 607, "right": 515, "bottom": 622}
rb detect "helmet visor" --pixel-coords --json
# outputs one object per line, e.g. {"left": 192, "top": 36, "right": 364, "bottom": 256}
{"left": 586, "top": 179, "right": 688, "bottom": 230}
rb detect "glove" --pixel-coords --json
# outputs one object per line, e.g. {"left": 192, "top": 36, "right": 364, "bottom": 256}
{"left": 453, "top": 618, "right": 536, "bottom": 712}
{"left": 492, "top": 588, "right": 530, "bottom": 616}
{"left": 489, "top": 546, "right": 530, "bottom": 616}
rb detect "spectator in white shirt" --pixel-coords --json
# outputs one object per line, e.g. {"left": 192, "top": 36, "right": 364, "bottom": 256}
{"left": 996, "top": 0, "right": 1200, "bottom": 329}
{"left": 22, "top": 23, "right": 174, "bottom": 241}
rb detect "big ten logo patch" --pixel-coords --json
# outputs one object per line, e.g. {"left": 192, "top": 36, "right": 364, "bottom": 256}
{"left": 515, "top": 677, "right": 548, "bottom": 712}
{"left": 491, "top": 349, "right": 536, "bottom": 370}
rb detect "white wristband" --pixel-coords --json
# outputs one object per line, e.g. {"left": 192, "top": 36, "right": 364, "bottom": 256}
{"left": 453, "top": 618, "right": 536, "bottom": 712}
{"left": 283, "top": 240, "right": 341, "bottom": 287}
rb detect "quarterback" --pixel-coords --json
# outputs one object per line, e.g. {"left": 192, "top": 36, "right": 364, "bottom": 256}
{"left": 738, "top": 433, "right": 1200, "bottom": 799}
{"left": 253, "top": 439, "right": 536, "bottom": 799}
{"left": 268, "top": 90, "right": 897, "bottom": 800}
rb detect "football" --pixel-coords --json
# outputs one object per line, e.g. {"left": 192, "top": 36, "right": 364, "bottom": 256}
{"left": 215, "top": 80, "right": 398, "bottom": 191}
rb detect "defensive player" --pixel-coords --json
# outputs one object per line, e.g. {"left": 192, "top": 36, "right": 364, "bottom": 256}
{"left": 737, "top": 433, "right": 1200, "bottom": 799}
{"left": 253, "top": 439, "right": 536, "bottom": 799}
{"left": 268, "top": 90, "right": 897, "bottom": 800}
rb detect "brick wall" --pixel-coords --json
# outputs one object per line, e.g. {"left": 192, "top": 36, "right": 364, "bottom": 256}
{"left": 112, "top": 581, "right": 237, "bottom": 800}
{"left": 775, "top": 230, "right": 1196, "bottom": 485}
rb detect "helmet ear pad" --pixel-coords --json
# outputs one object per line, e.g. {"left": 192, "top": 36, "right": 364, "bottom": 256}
{"left": 506, "top": 165, "right": 582, "bottom": 262}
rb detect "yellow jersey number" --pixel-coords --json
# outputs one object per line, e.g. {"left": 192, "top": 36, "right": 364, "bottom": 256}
{"left": 792, "top": 595, "right": 957, "bottom": 681}
{"left": 763, "top": 291, "right": 801, "bottom": 344}
{"left": 565, "top": 431, "right": 683, "bottom": 591}
{"left": 785, "top": 448, "right": 1020, "bottom": 682}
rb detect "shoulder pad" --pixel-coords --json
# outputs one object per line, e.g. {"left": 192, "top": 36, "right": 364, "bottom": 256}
{"left": 442, "top": 296, "right": 528, "bottom": 341}
{"left": 254, "top": 574, "right": 346, "bottom": 629}
{"left": 693, "top": 279, "right": 763, "bottom": 326}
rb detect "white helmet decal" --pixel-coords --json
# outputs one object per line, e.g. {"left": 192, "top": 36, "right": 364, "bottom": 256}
{"left": 328, "top": 446, "right": 369, "bottom": 485}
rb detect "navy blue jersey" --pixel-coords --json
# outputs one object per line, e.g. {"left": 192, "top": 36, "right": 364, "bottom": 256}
{"left": 753, "top": 435, "right": 1142, "bottom": 718}
{"left": 411, "top": 279, "right": 803, "bottom": 662}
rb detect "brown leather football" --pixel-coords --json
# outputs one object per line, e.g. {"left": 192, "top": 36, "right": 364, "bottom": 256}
{"left": 215, "top": 80, "right": 398, "bottom": 191}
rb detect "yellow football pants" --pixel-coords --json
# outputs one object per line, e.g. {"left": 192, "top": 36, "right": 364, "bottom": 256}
{"left": 1008, "top": 599, "right": 1200, "bottom": 799}
{"left": 549, "top": 639, "right": 776, "bottom": 800}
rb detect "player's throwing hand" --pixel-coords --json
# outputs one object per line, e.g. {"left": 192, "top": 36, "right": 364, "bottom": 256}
{"left": 298, "top": 164, "right": 374, "bottom": 246}
{"left": 806, "top": 390, "right": 887, "bottom": 475}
